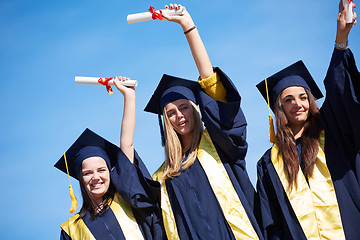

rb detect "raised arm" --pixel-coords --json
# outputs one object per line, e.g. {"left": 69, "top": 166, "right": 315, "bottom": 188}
{"left": 114, "top": 76, "right": 136, "bottom": 163}
{"left": 161, "top": 3, "right": 214, "bottom": 79}
{"left": 335, "top": 0, "right": 357, "bottom": 49}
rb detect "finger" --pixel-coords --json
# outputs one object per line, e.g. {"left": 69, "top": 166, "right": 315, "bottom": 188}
{"left": 169, "top": 4, "right": 174, "bottom": 10}
{"left": 174, "top": 4, "right": 178, "bottom": 10}
{"left": 164, "top": 5, "right": 169, "bottom": 9}
{"left": 354, "top": 12, "right": 357, "bottom": 24}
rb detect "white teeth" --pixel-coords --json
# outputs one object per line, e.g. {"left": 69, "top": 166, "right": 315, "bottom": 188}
{"left": 91, "top": 183, "right": 103, "bottom": 188}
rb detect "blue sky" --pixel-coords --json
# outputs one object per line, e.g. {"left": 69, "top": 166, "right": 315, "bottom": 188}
{"left": 1, "top": 0, "right": 359, "bottom": 239}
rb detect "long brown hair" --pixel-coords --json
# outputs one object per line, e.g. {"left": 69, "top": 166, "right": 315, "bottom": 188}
{"left": 274, "top": 88, "right": 323, "bottom": 190}
{"left": 162, "top": 100, "right": 203, "bottom": 180}
{"left": 77, "top": 164, "right": 115, "bottom": 221}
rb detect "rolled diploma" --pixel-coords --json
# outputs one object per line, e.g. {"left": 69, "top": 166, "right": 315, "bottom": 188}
{"left": 75, "top": 76, "right": 138, "bottom": 87}
{"left": 342, "top": 0, "right": 354, "bottom": 23}
{"left": 127, "top": 8, "right": 184, "bottom": 24}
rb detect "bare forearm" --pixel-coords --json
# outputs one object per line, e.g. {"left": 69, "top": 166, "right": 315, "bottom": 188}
{"left": 120, "top": 93, "right": 135, "bottom": 163}
{"left": 162, "top": 4, "right": 214, "bottom": 79}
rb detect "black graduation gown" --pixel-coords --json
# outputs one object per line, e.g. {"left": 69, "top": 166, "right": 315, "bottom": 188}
{"left": 61, "top": 149, "right": 166, "bottom": 240}
{"left": 256, "top": 48, "right": 360, "bottom": 240}
{"left": 164, "top": 67, "right": 264, "bottom": 239}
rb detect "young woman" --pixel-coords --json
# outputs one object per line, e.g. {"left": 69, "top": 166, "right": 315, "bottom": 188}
{"left": 55, "top": 77, "right": 166, "bottom": 240}
{"left": 145, "top": 4, "right": 263, "bottom": 240}
{"left": 256, "top": 2, "right": 359, "bottom": 239}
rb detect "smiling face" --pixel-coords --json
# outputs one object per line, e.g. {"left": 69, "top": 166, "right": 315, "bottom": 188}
{"left": 81, "top": 156, "right": 110, "bottom": 204}
{"left": 164, "top": 99, "right": 195, "bottom": 139}
{"left": 280, "top": 86, "right": 310, "bottom": 130}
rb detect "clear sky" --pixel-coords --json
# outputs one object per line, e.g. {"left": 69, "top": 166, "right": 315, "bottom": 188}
{"left": 1, "top": 0, "right": 359, "bottom": 239}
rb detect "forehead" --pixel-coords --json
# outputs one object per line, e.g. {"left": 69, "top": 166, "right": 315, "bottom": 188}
{"left": 81, "top": 156, "right": 107, "bottom": 169}
{"left": 280, "top": 86, "right": 307, "bottom": 98}
{"left": 164, "top": 99, "right": 190, "bottom": 110}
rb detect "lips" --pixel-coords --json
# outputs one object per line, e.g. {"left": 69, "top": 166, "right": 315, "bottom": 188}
{"left": 90, "top": 182, "right": 104, "bottom": 189}
{"left": 178, "top": 120, "right": 187, "bottom": 127}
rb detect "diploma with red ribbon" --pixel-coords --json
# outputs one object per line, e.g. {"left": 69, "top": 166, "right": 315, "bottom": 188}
{"left": 343, "top": 0, "right": 354, "bottom": 23}
{"left": 75, "top": 76, "right": 138, "bottom": 95}
{"left": 127, "top": 6, "right": 184, "bottom": 24}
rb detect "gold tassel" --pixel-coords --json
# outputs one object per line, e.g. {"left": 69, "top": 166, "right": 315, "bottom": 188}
{"left": 265, "top": 78, "right": 276, "bottom": 143}
{"left": 64, "top": 153, "right": 77, "bottom": 213}
{"left": 69, "top": 184, "right": 78, "bottom": 213}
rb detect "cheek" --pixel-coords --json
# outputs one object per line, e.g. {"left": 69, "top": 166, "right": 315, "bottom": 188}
{"left": 168, "top": 116, "right": 178, "bottom": 129}
{"left": 102, "top": 172, "right": 110, "bottom": 182}
{"left": 83, "top": 176, "right": 91, "bottom": 184}
{"left": 282, "top": 103, "right": 292, "bottom": 115}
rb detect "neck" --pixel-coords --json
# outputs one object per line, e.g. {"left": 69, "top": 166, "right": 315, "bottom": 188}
{"left": 180, "top": 133, "right": 193, "bottom": 152}
{"left": 291, "top": 125, "right": 305, "bottom": 140}
{"left": 94, "top": 198, "right": 106, "bottom": 214}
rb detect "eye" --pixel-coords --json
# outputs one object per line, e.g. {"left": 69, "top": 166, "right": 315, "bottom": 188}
{"left": 82, "top": 171, "right": 91, "bottom": 176}
{"left": 167, "top": 111, "right": 175, "bottom": 118}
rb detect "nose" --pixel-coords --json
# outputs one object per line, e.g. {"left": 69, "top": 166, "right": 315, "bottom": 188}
{"left": 92, "top": 172, "right": 100, "bottom": 181}
{"left": 294, "top": 98, "right": 302, "bottom": 108}
{"left": 176, "top": 109, "right": 184, "bottom": 119}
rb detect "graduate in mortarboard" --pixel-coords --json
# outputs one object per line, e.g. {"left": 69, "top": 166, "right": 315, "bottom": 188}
{"left": 255, "top": 2, "right": 359, "bottom": 239}
{"left": 145, "top": 3, "right": 263, "bottom": 240}
{"left": 55, "top": 78, "right": 166, "bottom": 240}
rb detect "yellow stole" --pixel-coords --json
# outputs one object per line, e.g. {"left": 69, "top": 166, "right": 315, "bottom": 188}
{"left": 271, "top": 130, "right": 345, "bottom": 240}
{"left": 61, "top": 192, "right": 144, "bottom": 240}
{"left": 153, "top": 129, "right": 258, "bottom": 240}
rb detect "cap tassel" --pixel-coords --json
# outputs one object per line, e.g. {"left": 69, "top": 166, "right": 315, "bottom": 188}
{"left": 64, "top": 153, "right": 78, "bottom": 213}
{"left": 265, "top": 78, "right": 276, "bottom": 143}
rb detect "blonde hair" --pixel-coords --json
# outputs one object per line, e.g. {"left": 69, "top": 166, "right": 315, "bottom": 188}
{"left": 162, "top": 100, "right": 203, "bottom": 180}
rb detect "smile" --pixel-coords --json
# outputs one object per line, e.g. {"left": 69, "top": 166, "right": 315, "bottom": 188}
{"left": 90, "top": 183, "right": 104, "bottom": 189}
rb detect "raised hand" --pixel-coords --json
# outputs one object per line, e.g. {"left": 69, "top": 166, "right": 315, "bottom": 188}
{"left": 336, "top": 0, "right": 357, "bottom": 47}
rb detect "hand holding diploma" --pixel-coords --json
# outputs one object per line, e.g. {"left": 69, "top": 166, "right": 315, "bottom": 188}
{"left": 336, "top": 0, "right": 357, "bottom": 50}
{"left": 127, "top": 5, "right": 185, "bottom": 24}
{"left": 75, "top": 76, "right": 138, "bottom": 95}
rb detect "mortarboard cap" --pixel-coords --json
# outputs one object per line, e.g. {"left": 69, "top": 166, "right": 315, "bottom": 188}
{"left": 256, "top": 60, "right": 323, "bottom": 110}
{"left": 144, "top": 74, "right": 199, "bottom": 115}
{"left": 54, "top": 128, "right": 119, "bottom": 180}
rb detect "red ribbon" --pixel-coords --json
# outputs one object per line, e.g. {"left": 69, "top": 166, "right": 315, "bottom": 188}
{"left": 98, "top": 77, "right": 114, "bottom": 95}
{"left": 348, "top": 0, "right": 353, "bottom": 3}
{"left": 149, "top": 6, "right": 164, "bottom": 21}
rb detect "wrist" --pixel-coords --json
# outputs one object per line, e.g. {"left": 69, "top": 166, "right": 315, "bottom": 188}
{"left": 180, "top": 18, "right": 195, "bottom": 32}
{"left": 334, "top": 40, "right": 348, "bottom": 50}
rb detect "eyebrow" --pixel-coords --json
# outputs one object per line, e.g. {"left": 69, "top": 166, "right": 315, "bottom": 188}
{"left": 166, "top": 103, "right": 189, "bottom": 112}
{"left": 283, "top": 92, "right": 307, "bottom": 99}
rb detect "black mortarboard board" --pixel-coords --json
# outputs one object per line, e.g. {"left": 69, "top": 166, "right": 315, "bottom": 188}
{"left": 256, "top": 60, "right": 323, "bottom": 110}
{"left": 144, "top": 74, "right": 199, "bottom": 145}
{"left": 54, "top": 128, "right": 119, "bottom": 180}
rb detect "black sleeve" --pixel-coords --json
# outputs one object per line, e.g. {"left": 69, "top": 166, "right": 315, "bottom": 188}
{"left": 198, "top": 67, "right": 248, "bottom": 168}
{"left": 110, "top": 149, "right": 161, "bottom": 209}
{"left": 320, "top": 48, "right": 360, "bottom": 157}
